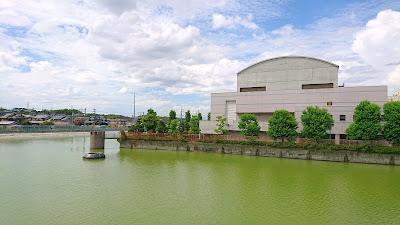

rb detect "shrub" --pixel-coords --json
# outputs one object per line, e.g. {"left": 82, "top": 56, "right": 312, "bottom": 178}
{"left": 178, "top": 136, "right": 188, "bottom": 142}
{"left": 22, "top": 120, "right": 32, "bottom": 125}
{"left": 40, "top": 121, "right": 54, "bottom": 126}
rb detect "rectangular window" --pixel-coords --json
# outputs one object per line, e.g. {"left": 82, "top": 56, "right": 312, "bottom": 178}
{"left": 302, "top": 83, "right": 334, "bottom": 89}
{"left": 340, "top": 134, "right": 347, "bottom": 139}
{"left": 240, "top": 87, "right": 266, "bottom": 92}
{"left": 340, "top": 115, "right": 346, "bottom": 121}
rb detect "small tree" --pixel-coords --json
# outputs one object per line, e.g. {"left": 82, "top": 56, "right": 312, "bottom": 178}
{"left": 301, "top": 106, "right": 334, "bottom": 141}
{"left": 207, "top": 112, "right": 211, "bottom": 121}
{"left": 156, "top": 120, "right": 168, "bottom": 133}
{"left": 143, "top": 108, "right": 159, "bottom": 132}
{"left": 167, "top": 110, "right": 176, "bottom": 128}
{"left": 188, "top": 115, "right": 200, "bottom": 134}
{"left": 183, "top": 110, "right": 191, "bottom": 132}
{"left": 178, "top": 120, "right": 185, "bottom": 133}
{"left": 40, "top": 121, "right": 54, "bottom": 126}
{"left": 383, "top": 101, "right": 400, "bottom": 144}
{"left": 168, "top": 119, "right": 179, "bottom": 133}
{"left": 267, "top": 110, "right": 298, "bottom": 142}
{"left": 238, "top": 114, "right": 260, "bottom": 136}
{"left": 129, "top": 118, "right": 144, "bottom": 132}
{"left": 21, "top": 120, "right": 32, "bottom": 125}
{"left": 346, "top": 100, "right": 382, "bottom": 140}
{"left": 214, "top": 116, "right": 228, "bottom": 134}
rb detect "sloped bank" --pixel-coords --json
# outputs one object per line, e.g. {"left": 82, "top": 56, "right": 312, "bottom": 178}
{"left": 119, "top": 139, "right": 400, "bottom": 166}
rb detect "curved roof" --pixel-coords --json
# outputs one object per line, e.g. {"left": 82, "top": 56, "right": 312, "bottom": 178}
{"left": 237, "top": 56, "right": 339, "bottom": 75}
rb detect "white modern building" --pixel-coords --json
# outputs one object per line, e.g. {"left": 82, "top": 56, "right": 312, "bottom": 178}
{"left": 388, "top": 90, "right": 400, "bottom": 102}
{"left": 199, "top": 56, "right": 388, "bottom": 141}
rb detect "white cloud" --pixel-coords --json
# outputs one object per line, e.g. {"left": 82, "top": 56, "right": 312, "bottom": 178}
{"left": 212, "top": 13, "right": 258, "bottom": 29}
{"left": 389, "top": 65, "right": 400, "bottom": 85}
{"left": 29, "top": 61, "right": 52, "bottom": 72}
{"left": 118, "top": 87, "right": 128, "bottom": 94}
{"left": 352, "top": 9, "right": 400, "bottom": 91}
{"left": 0, "top": 0, "right": 399, "bottom": 116}
{"left": 352, "top": 10, "right": 400, "bottom": 68}
{"left": 0, "top": 0, "right": 245, "bottom": 116}
{"left": 0, "top": 51, "right": 26, "bottom": 72}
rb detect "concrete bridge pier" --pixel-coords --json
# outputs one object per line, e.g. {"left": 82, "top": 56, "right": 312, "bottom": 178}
{"left": 90, "top": 131, "right": 105, "bottom": 149}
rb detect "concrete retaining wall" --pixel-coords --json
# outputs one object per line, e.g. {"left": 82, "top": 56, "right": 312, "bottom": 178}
{"left": 119, "top": 140, "right": 400, "bottom": 166}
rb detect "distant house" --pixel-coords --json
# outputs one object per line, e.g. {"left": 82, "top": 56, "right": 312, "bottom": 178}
{"left": 11, "top": 114, "right": 28, "bottom": 123}
{"left": 0, "top": 113, "right": 15, "bottom": 121}
{"left": 61, "top": 117, "right": 72, "bottom": 124}
{"left": 0, "top": 113, "right": 30, "bottom": 125}
{"left": 50, "top": 115, "right": 66, "bottom": 122}
{"left": 87, "top": 115, "right": 109, "bottom": 125}
{"left": 109, "top": 119, "right": 127, "bottom": 127}
{"left": 33, "top": 115, "right": 51, "bottom": 121}
{"left": 0, "top": 121, "right": 18, "bottom": 127}
{"left": 29, "top": 114, "right": 51, "bottom": 125}
{"left": 30, "top": 121, "right": 44, "bottom": 125}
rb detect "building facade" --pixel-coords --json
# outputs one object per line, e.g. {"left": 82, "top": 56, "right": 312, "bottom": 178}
{"left": 388, "top": 90, "right": 400, "bottom": 102}
{"left": 200, "top": 56, "right": 388, "bottom": 140}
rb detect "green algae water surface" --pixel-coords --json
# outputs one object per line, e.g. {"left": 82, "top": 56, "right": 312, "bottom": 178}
{"left": 1, "top": 136, "right": 400, "bottom": 224}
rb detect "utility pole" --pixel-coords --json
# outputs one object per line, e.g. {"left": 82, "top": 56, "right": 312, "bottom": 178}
{"left": 84, "top": 108, "right": 86, "bottom": 131}
{"left": 71, "top": 111, "right": 74, "bottom": 131}
{"left": 134, "top": 92, "right": 136, "bottom": 118}
{"left": 93, "top": 109, "right": 96, "bottom": 126}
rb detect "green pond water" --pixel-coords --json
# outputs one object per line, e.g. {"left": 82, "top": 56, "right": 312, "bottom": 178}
{"left": 1, "top": 136, "right": 400, "bottom": 224}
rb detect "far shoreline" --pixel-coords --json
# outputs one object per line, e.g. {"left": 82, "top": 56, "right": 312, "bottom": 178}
{"left": 0, "top": 132, "right": 90, "bottom": 139}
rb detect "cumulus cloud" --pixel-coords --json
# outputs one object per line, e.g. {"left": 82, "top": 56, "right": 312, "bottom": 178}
{"left": 352, "top": 9, "right": 400, "bottom": 91}
{"left": 0, "top": 51, "right": 26, "bottom": 72}
{"left": 0, "top": 0, "right": 243, "bottom": 115}
{"left": 352, "top": 10, "right": 400, "bottom": 68}
{"left": 0, "top": 0, "right": 399, "bottom": 116}
{"left": 389, "top": 66, "right": 400, "bottom": 85}
{"left": 212, "top": 13, "right": 258, "bottom": 29}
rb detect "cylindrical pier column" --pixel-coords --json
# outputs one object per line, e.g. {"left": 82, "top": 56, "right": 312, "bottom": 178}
{"left": 90, "top": 131, "right": 105, "bottom": 149}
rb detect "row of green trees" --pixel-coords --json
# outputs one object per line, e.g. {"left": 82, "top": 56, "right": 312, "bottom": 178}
{"left": 216, "top": 106, "right": 334, "bottom": 141}
{"left": 128, "top": 109, "right": 202, "bottom": 134}
{"left": 216, "top": 100, "right": 400, "bottom": 144}
{"left": 346, "top": 100, "right": 400, "bottom": 144}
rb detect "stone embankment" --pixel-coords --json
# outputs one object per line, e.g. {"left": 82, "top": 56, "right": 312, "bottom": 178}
{"left": 119, "top": 139, "right": 400, "bottom": 166}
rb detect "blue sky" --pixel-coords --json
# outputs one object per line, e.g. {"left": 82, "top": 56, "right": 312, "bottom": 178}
{"left": 0, "top": 0, "right": 399, "bottom": 117}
